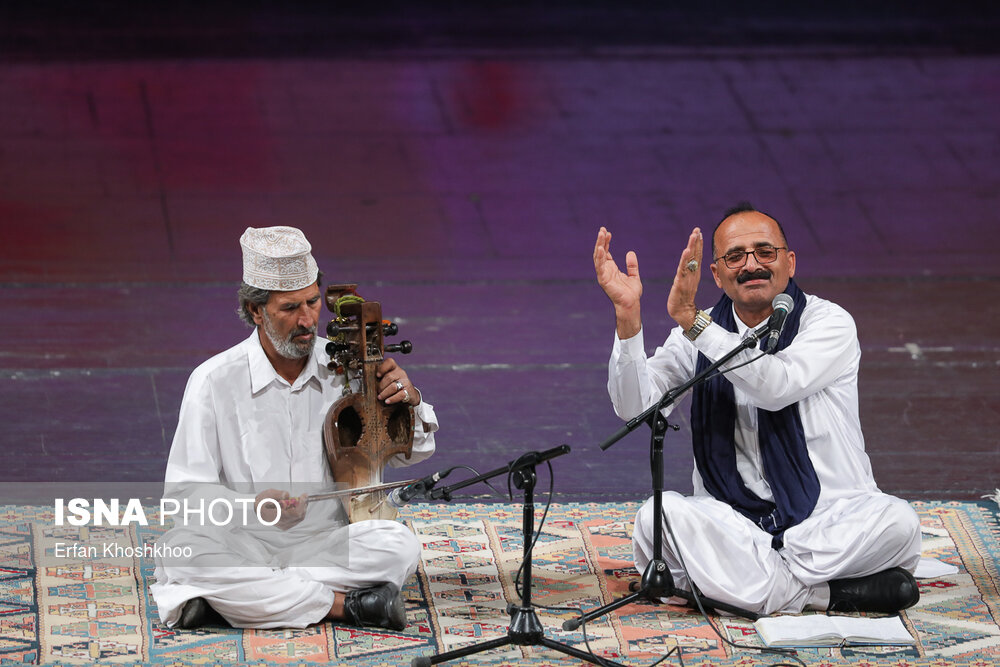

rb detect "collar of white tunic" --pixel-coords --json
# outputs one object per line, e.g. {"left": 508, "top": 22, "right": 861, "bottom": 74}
{"left": 707, "top": 302, "right": 754, "bottom": 334}
{"left": 727, "top": 303, "right": 754, "bottom": 339}
{"left": 246, "top": 330, "right": 325, "bottom": 395}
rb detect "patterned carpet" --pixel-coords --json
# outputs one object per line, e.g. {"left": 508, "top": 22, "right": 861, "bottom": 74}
{"left": 1, "top": 500, "right": 998, "bottom": 666}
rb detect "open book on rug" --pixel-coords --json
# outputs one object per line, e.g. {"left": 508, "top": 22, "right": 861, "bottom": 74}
{"left": 754, "top": 614, "right": 915, "bottom": 648}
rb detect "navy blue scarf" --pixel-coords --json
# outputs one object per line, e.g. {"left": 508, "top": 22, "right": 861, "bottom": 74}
{"left": 691, "top": 278, "right": 818, "bottom": 549}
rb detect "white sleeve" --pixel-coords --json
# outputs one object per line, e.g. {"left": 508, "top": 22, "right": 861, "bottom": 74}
{"left": 608, "top": 326, "right": 698, "bottom": 421}
{"left": 164, "top": 369, "right": 224, "bottom": 486}
{"left": 162, "top": 370, "right": 251, "bottom": 506}
{"left": 691, "top": 299, "right": 860, "bottom": 412}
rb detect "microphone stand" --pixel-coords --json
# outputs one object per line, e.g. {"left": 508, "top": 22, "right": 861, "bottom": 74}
{"left": 412, "top": 445, "right": 628, "bottom": 667}
{"left": 564, "top": 323, "right": 771, "bottom": 632}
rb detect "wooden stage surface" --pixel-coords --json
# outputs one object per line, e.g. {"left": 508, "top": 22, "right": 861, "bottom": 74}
{"left": 2, "top": 4, "right": 998, "bottom": 502}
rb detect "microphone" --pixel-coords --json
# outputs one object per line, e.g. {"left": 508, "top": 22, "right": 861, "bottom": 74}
{"left": 763, "top": 293, "right": 794, "bottom": 353}
{"left": 385, "top": 469, "right": 452, "bottom": 510}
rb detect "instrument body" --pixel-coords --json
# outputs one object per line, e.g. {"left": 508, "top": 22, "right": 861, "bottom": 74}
{"left": 322, "top": 284, "right": 414, "bottom": 521}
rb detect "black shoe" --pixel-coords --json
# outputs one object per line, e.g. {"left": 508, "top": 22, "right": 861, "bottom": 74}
{"left": 342, "top": 583, "right": 406, "bottom": 631}
{"left": 828, "top": 567, "right": 920, "bottom": 614}
{"left": 178, "top": 597, "right": 227, "bottom": 629}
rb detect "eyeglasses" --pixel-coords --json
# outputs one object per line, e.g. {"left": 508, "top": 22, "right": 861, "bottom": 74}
{"left": 713, "top": 244, "right": 787, "bottom": 269}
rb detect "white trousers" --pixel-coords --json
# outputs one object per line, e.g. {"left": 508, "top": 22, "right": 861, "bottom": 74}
{"left": 632, "top": 491, "right": 921, "bottom": 616}
{"left": 150, "top": 519, "right": 421, "bottom": 629}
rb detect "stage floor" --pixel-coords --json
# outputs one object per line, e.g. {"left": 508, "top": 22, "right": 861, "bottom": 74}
{"left": 2, "top": 13, "right": 998, "bottom": 501}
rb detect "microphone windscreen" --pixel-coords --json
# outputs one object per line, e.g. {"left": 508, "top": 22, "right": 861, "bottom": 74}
{"left": 772, "top": 293, "right": 794, "bottom": 313}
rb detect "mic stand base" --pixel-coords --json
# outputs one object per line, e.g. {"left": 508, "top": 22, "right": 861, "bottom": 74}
{"left": 411, "top": 606, "right": 624, "bottom": 667}
{"left": 563, "top": 557, "right": 758, "bottom": 632}
{"left": 411, "top": 463, "right": 625, "bottom": 667}
{"left": 567, "top": 411, "right": 759, "bottom": 636}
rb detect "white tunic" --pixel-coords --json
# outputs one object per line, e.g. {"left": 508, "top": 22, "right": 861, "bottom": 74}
{"left": 164, "top": 330, "right": 437, "bottom": 489}
{"left": 610, "top": 294, "right": 920, "bottom": 615}
{"left": 151, "top": 330, "right": 438, "bottom": 628}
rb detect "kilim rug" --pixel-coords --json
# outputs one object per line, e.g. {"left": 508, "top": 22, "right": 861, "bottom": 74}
{"left": 1, "top": 500, "right": 998, "bottom": 666}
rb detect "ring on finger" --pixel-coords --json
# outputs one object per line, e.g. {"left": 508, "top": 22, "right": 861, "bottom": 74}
{"left": 395, "top": 380, "right": 404, "bottom": 391}
{"left": 686, "top": 259, "right": 699, "bottom": 272}
{"left": 402, "top": 389, "right": 410, "bottom": 403}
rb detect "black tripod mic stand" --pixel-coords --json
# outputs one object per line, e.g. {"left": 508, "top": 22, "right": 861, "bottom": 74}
{"left": 412, "top": 445, "right": 629, "bottom": 667}
{"left": 564, "top": 325, "right": 772, "bottom": 632}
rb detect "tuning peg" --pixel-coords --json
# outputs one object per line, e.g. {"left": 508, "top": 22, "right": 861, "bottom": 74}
{"left": 326, "top": 342, "right": 349, "bottom": 355}
{"left": 385, "top": 340, "right": 413, "bottom": 354}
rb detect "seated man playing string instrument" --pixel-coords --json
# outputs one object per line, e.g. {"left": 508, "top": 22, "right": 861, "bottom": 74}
{"left": 593, "top": 203, "right": 920, "bottom": 616}
{"left": 150, "top": 226, "right": 438, "bottom": 630}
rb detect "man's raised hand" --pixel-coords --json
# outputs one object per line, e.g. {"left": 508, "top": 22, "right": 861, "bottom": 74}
{"left": 666, "top": 227, "right": 704, "bottom": 332}
{"left": 593, "top": 227, "right": 643, "bottom": 339}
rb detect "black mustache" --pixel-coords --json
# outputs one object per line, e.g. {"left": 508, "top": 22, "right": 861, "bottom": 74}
{"left": 736, "top": 269, "right": 772, "bottom": 284}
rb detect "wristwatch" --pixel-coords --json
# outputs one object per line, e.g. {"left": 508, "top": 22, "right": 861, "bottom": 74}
{"left": 683, "top": 310, "right": 712, "bottom": 341}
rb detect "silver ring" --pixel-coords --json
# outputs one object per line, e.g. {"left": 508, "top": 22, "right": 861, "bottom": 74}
{"left": 402, "top": 389, "right": 411, "bottom": 403}
{"left": 395, "top": 380, "right": 404, "bottom": 391}
{"left": 686, "top": 259, "right": 699, "bottom": 273}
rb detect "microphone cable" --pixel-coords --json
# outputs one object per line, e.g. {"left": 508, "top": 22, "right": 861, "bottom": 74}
{"left": 555, "top": 341, "right": 807, "bottom": 667}
{"left": 507, "top": 461, "right": 645, "bottom": 667}
{"left": 657, "top": 504, "right": 807, "bottom": 667}
{"left": 510, "top": 457, "right": 556, "bottom": 601}
{"left": 508, "top": 460, "right": 678, "bottom": 667}
{"left": 644, "top": 348, "right": 808, "bottom": 667}
{"left": 416, "top": 464, "right": 509, "bottom": 503}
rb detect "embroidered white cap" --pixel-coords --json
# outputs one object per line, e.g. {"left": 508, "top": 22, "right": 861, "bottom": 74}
{"left": 239, "top": 226, "right": 319, "bottom": 291}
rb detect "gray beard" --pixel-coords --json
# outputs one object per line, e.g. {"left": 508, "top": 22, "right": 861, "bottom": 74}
{"left": 261, "top": 312, "right": 316, "bottom": 360}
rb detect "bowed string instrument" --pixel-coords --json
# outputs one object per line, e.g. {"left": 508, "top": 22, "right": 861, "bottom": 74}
{"left": 306, "top": 284, "right": 419, "bottom": 522}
